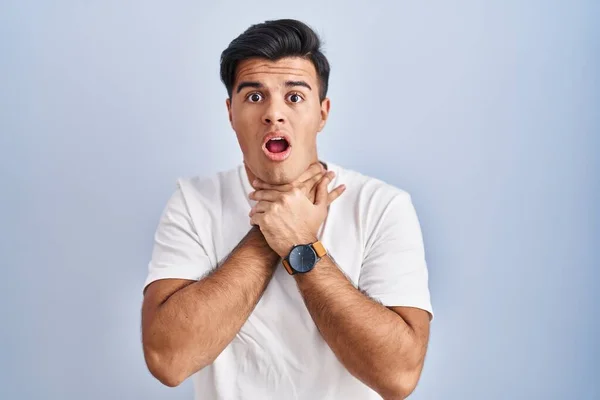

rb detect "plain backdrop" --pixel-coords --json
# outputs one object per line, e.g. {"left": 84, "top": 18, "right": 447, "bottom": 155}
{"left": 1, "top": 1, "right": 598, "bottom": 399}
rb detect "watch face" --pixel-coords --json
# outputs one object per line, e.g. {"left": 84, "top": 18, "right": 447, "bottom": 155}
{"left": 288, "top": 245, "right": 318, "bottom": 273}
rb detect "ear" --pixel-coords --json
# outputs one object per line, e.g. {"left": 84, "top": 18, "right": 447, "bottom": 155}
{"left": 318, "top": 98, "right": 331, "bottom": 132}
{"left": 226, "top": 98, "right": 233, "bottom": 126}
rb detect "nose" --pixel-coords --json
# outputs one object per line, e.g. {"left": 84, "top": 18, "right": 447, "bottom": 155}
{"left": 262, "top": 98, "right": 286, "bottom": 125}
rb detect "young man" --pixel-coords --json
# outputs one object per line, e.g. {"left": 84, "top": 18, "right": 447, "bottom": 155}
{"left": 141, "top": 19, "right": 433, "bottom": 400}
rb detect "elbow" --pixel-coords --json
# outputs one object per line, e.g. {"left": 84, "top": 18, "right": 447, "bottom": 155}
{"left": 143, "top": 346, "right": 188, "bottom": 388}
{"left": 383, "top": 381, "right": 417, "bottom": 400}
{"left": 379, "top": 381, "right": 416, "bottom": 400}
{"left": 157, "top": 372, "right": 184, "bottom": 388}
{"left": 156, "top": 371, "right": 185, "bottom": 388}
{"left": 378, "top": 368, "right": 421, "bottom": 400}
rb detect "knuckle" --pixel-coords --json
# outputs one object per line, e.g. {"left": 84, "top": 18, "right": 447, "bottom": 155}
{"left": 281, "top": 195, "right": 291, "bottom": 205}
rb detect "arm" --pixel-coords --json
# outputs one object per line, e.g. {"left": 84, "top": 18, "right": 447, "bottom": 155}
{"left": 141, "top": 226, "right": 280, "bottom": 387}
{"left": 249, "top": 175, "right": 432, "bottom": 399}
{"left": 142, "top": 162, "right": 329, "bottom": 387}
{"left": 293, "top": 253, "right": 430, "bottom": 400}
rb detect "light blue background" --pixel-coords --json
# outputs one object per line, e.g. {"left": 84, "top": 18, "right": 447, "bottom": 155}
{"left": 1, "top": 1, "right": 598, "bottom": 399}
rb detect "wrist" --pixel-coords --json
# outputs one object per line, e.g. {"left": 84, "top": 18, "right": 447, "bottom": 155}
{"left": 278, "top": 235, "right": 319, "bottom": 258}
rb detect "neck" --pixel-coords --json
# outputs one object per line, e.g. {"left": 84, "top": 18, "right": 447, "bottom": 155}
{"left": 244, "top": 158, "right": 327, "bottom": 190}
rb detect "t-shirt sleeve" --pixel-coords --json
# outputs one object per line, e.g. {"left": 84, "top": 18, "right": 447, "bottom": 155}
{"left": 143, "top": 182, "right": 214, "bottom": 293}
{"left": 358, "top": 192, "right": 434, "bottom": 320}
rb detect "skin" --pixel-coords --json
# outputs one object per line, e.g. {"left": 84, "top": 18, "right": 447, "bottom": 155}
{"left": 143, "top": 56, "right": 430, "bottom": 399}
{"left": 142, "top": 164, "right": 343, "bottom": 387}
{"left": 225, "top": 56, "right": 332, "bottom": 186}
{"left": 241, "top": 57, "right": 432, "bottom": 398}
{"left": 250, "top": 176, "right": 430, "bottom": 399}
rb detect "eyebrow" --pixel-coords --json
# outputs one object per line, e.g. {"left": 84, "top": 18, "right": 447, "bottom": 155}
{"left": 285, "top": 80, "right": 312, "bottom": 91}
{"left": 236, "top": 81, "right": 263, "bottom": 93}
{"left": 235, "top": 80, "right": 312, "bottom": 93}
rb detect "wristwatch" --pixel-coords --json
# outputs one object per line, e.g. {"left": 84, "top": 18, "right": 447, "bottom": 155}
{"left": 282, "top": 241, "right": 327, "bottom": 275}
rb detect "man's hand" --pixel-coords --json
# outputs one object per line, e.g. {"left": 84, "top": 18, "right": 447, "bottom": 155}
{"left": 248, "top": 169, "right": 345, "bottom": 257}
{"left": 251, "top": 162, "right": 326, "bottom": 204}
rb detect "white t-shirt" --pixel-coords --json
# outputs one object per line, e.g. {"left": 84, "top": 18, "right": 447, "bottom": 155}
{"left": 144, "top": 160, "right": 433, "bottom": 400}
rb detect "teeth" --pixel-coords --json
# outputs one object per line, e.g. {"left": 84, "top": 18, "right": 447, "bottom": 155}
{"left": 270, "top": 137, "right": 285, "bottom": 141}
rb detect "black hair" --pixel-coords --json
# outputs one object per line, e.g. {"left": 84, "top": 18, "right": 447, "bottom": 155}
{"left": 220, "top": 19, "right": 330, "bottom": 102}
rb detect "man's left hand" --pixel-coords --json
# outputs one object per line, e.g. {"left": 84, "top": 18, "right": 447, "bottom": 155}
{"left": 248, "top": 171, "right": 345, "bottom": 257}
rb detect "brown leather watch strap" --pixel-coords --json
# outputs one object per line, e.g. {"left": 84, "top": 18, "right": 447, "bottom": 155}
{"left": 282, "top": 241, "right": 327, "bottom": 275}
{"left": 312, "top": 241, "right": 327, "bottom": 257}
{"left": 282, "top": 258, "right": 294, "bottom": 275}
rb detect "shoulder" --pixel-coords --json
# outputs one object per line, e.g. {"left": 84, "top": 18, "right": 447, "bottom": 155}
{"left": 324, "top": 161, "right": 422, "bottom": 262}
{"left": 327, "top": 161, "right": 412, "bottom": 209}
{"left": 174, "top": 165, "right": 243, "bottom": 208}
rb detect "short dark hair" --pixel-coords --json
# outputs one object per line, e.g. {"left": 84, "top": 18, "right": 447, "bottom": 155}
{"left": 220, "top": 19, "right": 331, "bottom": 101}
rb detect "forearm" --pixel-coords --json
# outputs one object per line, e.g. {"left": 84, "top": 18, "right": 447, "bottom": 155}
{"left": 144, "top": 226, "right": 280, "bottom": 385}
{"left": 294, "top": 255, "right": 423, "bottom": 399}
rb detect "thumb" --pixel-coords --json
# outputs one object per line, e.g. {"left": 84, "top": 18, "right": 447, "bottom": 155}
{"left": 315, "top": 171, "right": 335, "bottom": 206}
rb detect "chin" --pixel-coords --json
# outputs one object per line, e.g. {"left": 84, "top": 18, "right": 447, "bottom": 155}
{"left": 260, "top": 166, "right": 292, "bottom": 185}
{"left": 247, "top": 152, "right": 312, "bottom": 185}
{"left": 258, "top": 161, "right": 306, "bottom": 185}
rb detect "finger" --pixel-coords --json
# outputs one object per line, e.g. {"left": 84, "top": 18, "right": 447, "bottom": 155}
{"left": 248, "top": 201, "right": 272, "bottom": 217}
{"left": 317, "top": 171, "right": 336, "bottom": 188}
{"left": 308, "top": 186, "right": 316, "bottom": 202}
{"left": 311, "top": 171, "right": 336, "bottom": 204}
{"left": 249, "top": 212, "right": 264, "bottom": 227}
{"left": 296, "top": 162, "right": 325, "bottom": 183}
{"left": 253, "top": 179, "right": 292, "bottom": 192}
{"left": 327, "top": 184, "right": 346, "bottom": 205}
{"left": 254, "top": 166, "right": 324, "bottom": 192}
{"left": 301, "top": 171, "right": 326, "bottom": 193}
{"left": 249, "top": 190, "right": 282, "bottom": 202}
{"left": 315, "top": 172, "right": 335, "bottom": 206}
{"left": 253, "top": 162, "right": 324, "bottom": 191}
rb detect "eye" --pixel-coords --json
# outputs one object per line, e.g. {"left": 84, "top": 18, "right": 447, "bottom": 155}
{"left": 287, "top": 92, "right": 304, "bottom": 104}
{"left": 247, "top": 93, "right": 263, "bottom": 103}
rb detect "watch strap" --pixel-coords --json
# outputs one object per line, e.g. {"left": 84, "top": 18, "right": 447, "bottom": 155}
{"left": 282, "top": 258, "right": 294, "bottom": 275}
{"left": 311, "top": 241, "right": 327, "bottom": 258}
{"left": 282, "top": 241, "right": 327, "bottom": 275}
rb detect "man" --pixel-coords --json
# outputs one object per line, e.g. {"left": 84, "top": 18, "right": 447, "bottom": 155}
{"left": 141, "top": 19, "right": 433, "bottom": 400}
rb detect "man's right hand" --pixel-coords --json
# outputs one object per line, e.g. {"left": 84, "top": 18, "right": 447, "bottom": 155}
{"left": 251, "top": 162, "right": 341, "bottom": 205}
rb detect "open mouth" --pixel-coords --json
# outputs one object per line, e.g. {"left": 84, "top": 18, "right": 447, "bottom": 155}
{"left": 262, "top": 135, "right": 292, "bottom": 161}
{"left": 265, "top": 137, "right": 290, "bottom": 154}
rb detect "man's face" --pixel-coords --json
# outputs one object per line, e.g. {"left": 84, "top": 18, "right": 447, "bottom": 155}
{"left": 226, "top": 57, "right": 330, "bottom": 185}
